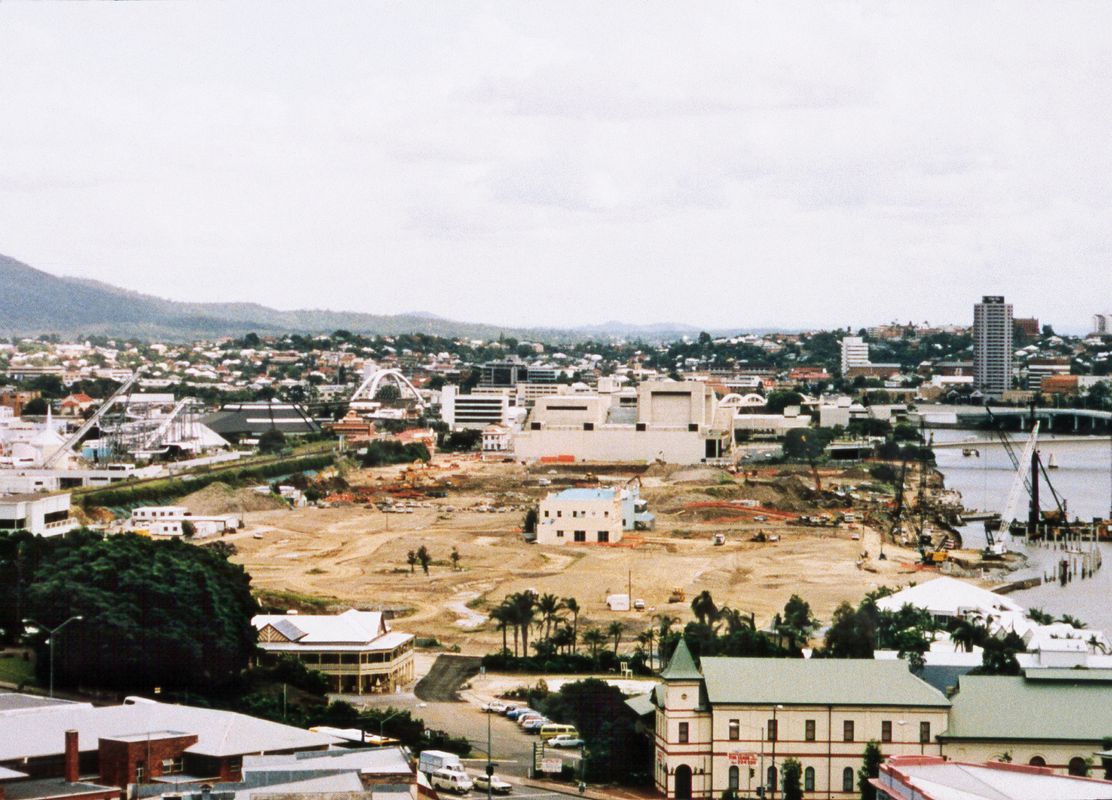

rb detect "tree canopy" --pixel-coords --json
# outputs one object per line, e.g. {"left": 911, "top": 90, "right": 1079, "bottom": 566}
{"left": 2, "top": 529, "right": 258, "bottom": 692}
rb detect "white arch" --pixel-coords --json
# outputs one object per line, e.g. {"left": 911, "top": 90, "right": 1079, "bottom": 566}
{"left": 719, "top": 393, "right": 767, "bottom": 409}
{"left": 350, "top": 367, "right": 424, "bottom": 408}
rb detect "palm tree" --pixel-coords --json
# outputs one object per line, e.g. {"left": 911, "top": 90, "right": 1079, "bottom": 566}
{"left": 562, "top": 597, "right": 581, "bottom": 651}
{"left": 511, "top": 592, "right": 537, "bottom": 656}
{"left": 582, "top": 627, "right": 607, "bottom": 667}
{"left": 717, "top": 606, "right": 754, "bottom": 636}
{"left": 654, "top": 614, "right": 679, "bottom": 666}
{"left": 537, "top": 593, "right": 562, "bottom": 642}
{"left": 607, "top": 621, "right": 624, "bottom": 656}
{"left": 636, "top": 628, "right": 655, "bottom": 669}
{"left": 489, "top": 603, "right": 511, "bottom": 655}
{"left": 950, "top": 616, "right": 986, "bottom": 653}
{"left": 691, "top": 590, "right": 719, "bottom": 626}
{"left": 1059, "top": 614, "right": 1087, "bottom": 629}
{"left": 406, "top": 550, "right": 416, "bottom": 573}
{"left": 552, "top": 625, "right": 574, "bottom": 655}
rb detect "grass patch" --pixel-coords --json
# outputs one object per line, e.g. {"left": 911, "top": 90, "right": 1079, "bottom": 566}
{"left": 0, "top": 654, "right": 35, "bottom": 687}
{"left": 305, "top": 567, "right": 327, "bottom": 575}
{"left": 254, "top": 588, "right": 337, "bottom": 613}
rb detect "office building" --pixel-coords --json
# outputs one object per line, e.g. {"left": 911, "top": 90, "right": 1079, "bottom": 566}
{"left": 973, "top": 296, "right": 1013, "bottom": 397}
{"left": 839, "top": 337, "right": 870, "bottom": 374}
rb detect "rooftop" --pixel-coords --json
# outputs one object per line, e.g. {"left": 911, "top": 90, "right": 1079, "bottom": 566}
{"left": 2, "top": 778, "right": 118, "bottom": 800}
{"left": 879, "top": 755, "right": 1112, "bottom": 800}
{"left": 252, "top": 609, "right": 389, "bottom": 645}
{"left": 700, "top": 657, "right": 950, "bottom": 708}
{"left": 549, "top": 488, "right": 616, "bottom": 502}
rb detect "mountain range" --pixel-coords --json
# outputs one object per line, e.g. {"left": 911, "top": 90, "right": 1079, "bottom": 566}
{"left": 0, "top": 252, "right": 755, "bottom": 342}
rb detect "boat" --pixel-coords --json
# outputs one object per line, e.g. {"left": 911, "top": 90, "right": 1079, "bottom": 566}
{"left": 1048, "top": 453, "right": 1059, "bottom": 469}
{"left": 962, "top": 448, "right": 980, "bottom": 457}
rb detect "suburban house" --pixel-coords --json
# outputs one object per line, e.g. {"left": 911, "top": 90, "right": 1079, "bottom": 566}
{"left": 653, "top": 642, "right": 950, "bottom": 799}
{"left": 59, "top": 394, "right": 97, "bottom": 417}
{"left": 252, "top": 609, "right": 415, "bottom": 694}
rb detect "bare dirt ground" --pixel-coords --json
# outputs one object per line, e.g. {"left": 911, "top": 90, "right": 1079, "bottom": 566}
{"left": 227, "top": 457, "right": 926, "bottom": 655}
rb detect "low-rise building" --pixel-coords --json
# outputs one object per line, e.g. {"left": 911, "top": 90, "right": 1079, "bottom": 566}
{"left": 253, "top": 609, "right": 415, "bottom": 695}
{"left": 128, "top": 506, "right": 240, "bottom": 537}
{"left": 0, "top": 493, "right": 77, "bottom": 536}
{"left": 653, "top": 642, "right": 950, "bottom": 799}
{"left": 874, "top": 754, "right": 1112, "bottom": 799}
{"left": 537, "top": 488, "right": 623, "bottom": 545}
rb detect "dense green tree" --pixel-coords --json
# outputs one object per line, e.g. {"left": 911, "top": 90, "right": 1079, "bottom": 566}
{"left": 257, "top": 428, "right": 287, "bottom": 454}
{"left": 858, "top": 740, "right": 883, "bottom": 800}
{"left": 781, "top": 758, "right": 803, "bottom": 800}
{"left": 9, "top": 530, "right": 257, "bottom": 691}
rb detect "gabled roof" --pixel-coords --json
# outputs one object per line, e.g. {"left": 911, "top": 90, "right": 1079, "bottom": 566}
{"left": 700, "top": 658, "right": 950, "bottom": 708}
{"left": 661, "top": 639, "right": 703, "bottom": 682}
{"left": 874, "top": 576, "right": 1023, "bottom": 619}
{"left": 252, "top": 609, "right": 388, "bottom": 645}
{"left": 943, "top": 673, "right": 1112, "bottom": 742}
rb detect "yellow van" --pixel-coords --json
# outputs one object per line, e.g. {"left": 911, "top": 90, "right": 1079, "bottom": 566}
{"left": 540, "top": 723, "right": 578, "bottom": 741}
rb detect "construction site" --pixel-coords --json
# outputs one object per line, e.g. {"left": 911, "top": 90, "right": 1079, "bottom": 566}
{"left": 214, "top": 453, "right": 984, "bottom": 654}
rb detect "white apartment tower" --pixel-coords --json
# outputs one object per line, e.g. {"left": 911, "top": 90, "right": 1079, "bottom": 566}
{"left": 840, "top": 336, "right": 870, "bottom": 374}
{"left": 1094, "top": 313, "right": 1111, "bottom": 336}
{"left": 974, "top": 296, "right": 1013, "bottom": 397}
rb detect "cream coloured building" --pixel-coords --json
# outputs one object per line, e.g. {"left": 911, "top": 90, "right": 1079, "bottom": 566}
{"left": 537, "top": 487, "right": 624, "bottom": 545}
{"left": 653, "top": 642, "right": 949, "bottom": 799}
{"left": 514, "top": 381, "right": 733, "bottom": 465}
{"left": 253, "top": 609, "right": 415, "bottom": 695}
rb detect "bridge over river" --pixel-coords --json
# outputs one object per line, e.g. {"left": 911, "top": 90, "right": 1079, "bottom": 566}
{"left": 910, "top": 404, "right": 1112, "bottom": 434}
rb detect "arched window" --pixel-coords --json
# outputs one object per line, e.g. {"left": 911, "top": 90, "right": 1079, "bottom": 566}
{"left": 767, "top": 766, "right": 777, "bottom": 792}
{"left": 1029, "top": 756, "right": 1046, "bottom": 767}
{"left": 842, "top": 766, "right": 854, "bottom": 792}
{"left": 804, "top": 766, "right": 815, "bottom": 791}
{"left": 728, "top": 766, "right": 739, "bottom": 791}
{"left": 1069, "top": 757, "right": 1089, "bottom": 777}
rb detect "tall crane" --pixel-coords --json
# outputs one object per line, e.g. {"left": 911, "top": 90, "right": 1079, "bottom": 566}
{"left": 43, "top": 373, "right": 138, "bottom": 468}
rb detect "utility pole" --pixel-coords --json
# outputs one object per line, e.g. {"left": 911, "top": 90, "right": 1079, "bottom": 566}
{"left": 22, "top": 615, "right": 83, "bottom": 698}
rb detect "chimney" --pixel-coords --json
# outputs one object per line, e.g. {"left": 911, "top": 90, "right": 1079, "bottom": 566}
{"left": 64, "top": 729, "right": 79, "bottom": 783}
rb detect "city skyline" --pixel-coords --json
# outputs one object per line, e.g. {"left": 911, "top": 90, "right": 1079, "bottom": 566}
{"left": 1, "top": 3, "right": 1110, "bottom": 332}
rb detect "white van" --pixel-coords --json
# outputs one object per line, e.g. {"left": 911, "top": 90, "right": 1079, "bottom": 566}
{"left": 431, "top": 768, "right": 474, "bottom": 794}
{"left": 419, "top": 750, "right": 465, "bottom": 777}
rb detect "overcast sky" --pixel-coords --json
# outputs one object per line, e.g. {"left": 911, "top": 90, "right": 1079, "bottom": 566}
{"left": 1, "top": 2, "right": 1109, "bottom": 332}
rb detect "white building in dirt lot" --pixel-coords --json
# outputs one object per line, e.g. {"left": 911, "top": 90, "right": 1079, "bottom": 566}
{"left": 535, "top": 484, "right": 654, "bottom": 545}
{"left": 129, "top": 506, "right": 241, "bottom": 537}
{"left": 513, "top": 381, "right": 733, "bottom": 465}
{"left": 0, "top": 492, "right": 77, "bottom": 536}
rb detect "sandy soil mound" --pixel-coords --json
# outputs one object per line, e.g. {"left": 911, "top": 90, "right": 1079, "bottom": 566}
{"left": 180, "top": 482, "right": 289, "bottom": 515}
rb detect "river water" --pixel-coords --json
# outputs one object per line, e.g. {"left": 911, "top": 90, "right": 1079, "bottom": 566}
{"left": 932, "top": 430, "right": 1112, "bottom": 632}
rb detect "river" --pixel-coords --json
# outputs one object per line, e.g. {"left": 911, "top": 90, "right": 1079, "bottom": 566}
{"left": 932, "top": 430, "right": 1112, "bottom": 632}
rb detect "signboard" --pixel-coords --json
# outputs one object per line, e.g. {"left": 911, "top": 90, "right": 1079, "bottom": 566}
{"left": 728, "top": 752, "right": 757, "bottom": 765}
{"left": 542, "top": 758, "right": 563, "bottom": 774}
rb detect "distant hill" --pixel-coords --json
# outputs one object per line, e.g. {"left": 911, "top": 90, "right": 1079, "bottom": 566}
{"left": 0, "top": 253, "right": 754, "bottom": 342}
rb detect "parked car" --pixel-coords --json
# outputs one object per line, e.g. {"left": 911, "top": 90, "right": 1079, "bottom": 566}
{"left": 506, "top": 707, "right": 535, "bottom": 721}
{"left": 548, "top": 735, "right": 585, "bottom": 748}
{"left": 499, "top": 704, "right": 519, "bottom": 716}
{"left": 473, "top": 774, "right": 512, "bottom": 795}
{"left": 517, "top": 713, "right": 545, "bottom": 728}
{"left": 431, "top": 769, "right": 474, "bottom": 794}
{"left": 522, "top": 717, "right": 549, "bottom": 733}
{"left": 483, "top": 701, "right": 508, "bottom": 714}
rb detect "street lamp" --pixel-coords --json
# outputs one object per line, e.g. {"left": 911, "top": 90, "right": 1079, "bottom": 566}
{"left": 22, "top": 615, "right": 83, "bottom": 698}
{"left": 770, "top": 704, "right": 784, "bottom": 799}
{"left": 366, "top": 708, "right": 406, "bottom": 743}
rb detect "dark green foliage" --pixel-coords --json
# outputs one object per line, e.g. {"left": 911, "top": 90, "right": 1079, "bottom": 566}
{"left": 847, "top": 418, "right": 892, "bottom": 438}
{"left": 781, "top": 758, "right": 803, "bottom": 800}
{"left": 251, "top": 655, "right": 330, "bottom": 695}
{"left": 439, "top": 429, "right": 481, "bottom": 452}
{"left": 974, "top": 631, "right": 1024, "bottom": 675}
{"left": 537, "top": 679, "right": 652, "bottom": 784}
{"left": 858, "top": 740, "right": 883, "bottom": 800}
{"left": 7, "top": 529, "right": 258, "bottom": 692}
{"left": 783, "top": 428, "right": 836, "bottom": 460}
{"left": 360, "top": 440, "right": 430, "bottom": 467}
{"left": 765, "top": 391, "right": 804, "bottom": 415}
{"left": 78, "top": 453, "right": 335, "bottom": 508}
{"left": 257, "top": 428, "right": 287, "bottom": 454}
{"left": 21, "top": 397, "right": 48, "bottom": 415}
{"left": 522, "top": 507, "right": 539, "bottom": 534}
{"left": 479, "top": 649, "right": 649, "bottom": 676}
{"left": 868, "top": 463, "right": 898, "bottom": 483}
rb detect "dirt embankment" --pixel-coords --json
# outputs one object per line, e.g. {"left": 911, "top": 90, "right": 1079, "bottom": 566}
{"left": 179, "top": 482, "right": 289, "bottom": 515}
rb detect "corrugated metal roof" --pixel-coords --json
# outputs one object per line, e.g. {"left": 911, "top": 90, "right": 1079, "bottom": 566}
{"left": 943, "top": 674, "right": 1112, "bottom": 741}
{"left": 253, "top": 610, "right": 387, "bottom": 645}
{"left": 700, "top": 658, "right": 950, "bottom": 708}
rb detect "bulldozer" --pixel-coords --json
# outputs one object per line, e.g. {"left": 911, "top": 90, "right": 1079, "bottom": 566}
{"left": 668, "top": 587, "right": 686, "bottom": 603}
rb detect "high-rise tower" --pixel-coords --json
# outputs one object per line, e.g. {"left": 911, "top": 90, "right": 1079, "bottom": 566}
{"left": 973, "top": 296, "right": 1013, "bottom": 397}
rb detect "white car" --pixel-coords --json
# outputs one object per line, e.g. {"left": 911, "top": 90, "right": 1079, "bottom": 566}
{"left": 483, "top": 701, "right": 508, "bottom": 714}
{"left": 431, "top": 769, "right": 473, "bottom": 794}
{"left": 473, "top": 774, "right": 513, "bottom": 794}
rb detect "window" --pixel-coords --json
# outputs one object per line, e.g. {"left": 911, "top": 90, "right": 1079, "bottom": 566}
{"left": 597, "top": 531, "right": 609, "bottom": 543}
{"left": 556, "top": 510, "right": 562, "bottom": 518}
{"left": 804, "top": 767, "right": 815, "bottom": 792}
{"left": 728, "top": 719, "right": 739, "bottom": 741}
{"left": 678, "top": 722, "right": 689, "bottom": 743}
{"left": 843, "top": 720, "right": 855, "bottom": 742}
{"left": 842, "top": 767, "right": 854, "bottom": 792}
{"left": 544, "top": 510, "right": 549, "bottom": 518}
{"left": 161, "top": 757, "right": 183, "bottom": 775}
{"left": 1029, "top": 756, "right": 1046, "bottom": 767}
{"left": 767, "top": 719, "right": 778, "bottom": 741}
{"left": 574, "top": 531, "right": 586, "bottom": 542}
{"left": 556, "top": 531, "right": 563, "bottom": 538}
{"left": 728, "top": 766, "right": 739, "bottom": 791}
{"left": 881, "top": 720, "right": 892, "bottom": 743}
{"left": 1069, "top": 757, "right": 1089, "bottom": 777}
{"left": 604, "top": 510, "right": 609, "bottom": 517}
{"left": 919, "top": 721, "right": 931, "bottom": 743}
{"left": 135, "top": 762, "right": 145, "bottom": 783}
{"left": 805, "top": 719, "right": 816, "bottom": 741}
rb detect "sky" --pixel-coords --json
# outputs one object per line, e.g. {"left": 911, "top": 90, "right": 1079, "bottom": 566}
{"left": 1, "top": 2, "right": 1110, "bottom": 333}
